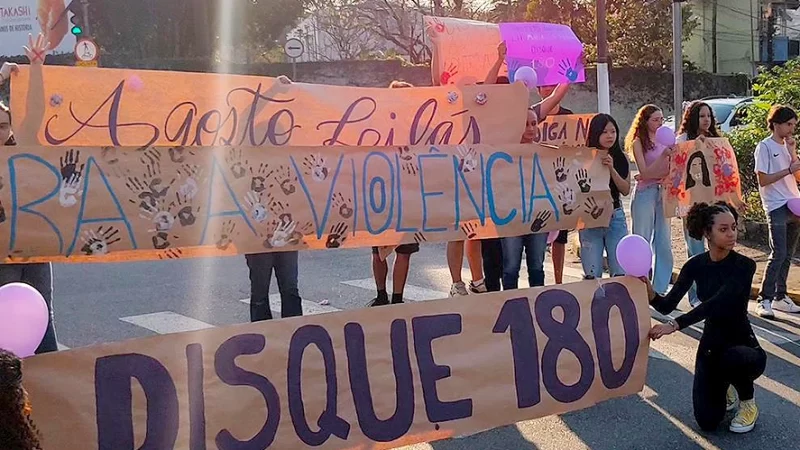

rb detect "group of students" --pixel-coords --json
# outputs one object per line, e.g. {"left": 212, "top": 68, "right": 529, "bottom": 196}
{"left": 1, "top": 34, "right": 798, "bottom": 443}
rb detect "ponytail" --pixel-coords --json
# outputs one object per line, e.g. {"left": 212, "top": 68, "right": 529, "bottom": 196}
{"left": 685, "top": 201, "right": 738, "bottom": 240}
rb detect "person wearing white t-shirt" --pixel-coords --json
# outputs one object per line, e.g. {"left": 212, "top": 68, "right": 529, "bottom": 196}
{"left": 754, "top": 105, "right": 800, "bottom": 318}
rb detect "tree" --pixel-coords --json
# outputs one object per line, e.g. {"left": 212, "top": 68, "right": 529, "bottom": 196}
{"left": 524, "top": 0, "right": 698, "bottom": 69}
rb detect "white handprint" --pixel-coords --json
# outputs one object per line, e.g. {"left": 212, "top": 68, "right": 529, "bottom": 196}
{"left": 270, "top": 220, "right": 297, "bottom": 248}
{"left": 58, "top": 173, "right": 83, "bottom": 207}
{"left": 244, "top": 191, "right": 268, "bottom": 223}
{"left": 457, "top": 145, "right": 478, "bottom": 173}
{"left": 140, "top": 201, "right": 175, "bottom": 232}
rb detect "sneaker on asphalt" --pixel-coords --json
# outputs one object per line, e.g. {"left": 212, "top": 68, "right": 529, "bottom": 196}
{"left": 773, "top": 296, "right": 800, "bottom": 313}
{"left": 368, "top": 297, "right": 390, "bottom": 307}
{"left": 726, "top": 385, "right": 739, "bottom": 412}
{"left": 729, "top": 399, "right": 758, "bottom": 433}
{"left": 469, "top": 279, "right": 488, "bottom": 294}
{"left": 450, "top": 281, "right": 469, "bottom": 297}
{"left": 756, "top": 300, "right": 775, "bottom": 319}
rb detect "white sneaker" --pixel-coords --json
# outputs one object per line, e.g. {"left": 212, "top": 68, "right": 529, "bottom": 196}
{"left": 756, "top": 300, "right": 775, "bottom": 319}
{"left": 689, "top": 298, "right": 701, "bottom": 308}
{"left": 469, "top": 279, "right": 488, "bottom": 294}
{"left": 449, "top": 281, "right": 469, "bottom": 297}
{"left": 772, "top": 296, "right": 800, "bottom": 313}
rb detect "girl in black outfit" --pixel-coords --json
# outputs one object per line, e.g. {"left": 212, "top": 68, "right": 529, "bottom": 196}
{"left": 643, "top": 202, "right": 766, "bottom": 434}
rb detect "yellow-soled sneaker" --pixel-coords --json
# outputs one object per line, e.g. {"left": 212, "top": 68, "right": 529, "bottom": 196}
{"left": 729, "top": 399, "right": 758, "bottom": 433}
{"left": 726, "top": 385, "right": 739, "bottom": 412}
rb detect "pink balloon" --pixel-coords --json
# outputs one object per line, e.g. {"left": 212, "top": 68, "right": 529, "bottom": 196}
{"left": 0, "top": 283, "right": 48, "bottom": 357}
{"left": 655, "top": 125, "right": 676, "bottom": 147}
{"left": 547, "top": 230, "right": 559, "bottom": 244}
{"left": 615, "top": 234, "right": 653, "bottom": 277}
{"left": 789, "top": 198, "right": 800, "bottom": 216}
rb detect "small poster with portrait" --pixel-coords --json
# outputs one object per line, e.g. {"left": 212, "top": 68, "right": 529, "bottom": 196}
{"left": 663, "top": 137, "right": 744, "bottom": 218}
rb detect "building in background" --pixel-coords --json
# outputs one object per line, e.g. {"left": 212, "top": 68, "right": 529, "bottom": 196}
{"left": 684, "top": 0, "right": 799, "bottom": 75}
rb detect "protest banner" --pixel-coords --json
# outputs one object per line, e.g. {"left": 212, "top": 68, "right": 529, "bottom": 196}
{"left": 500, "top": 22, "right": 585, "bottom": 86}
{"left": 663, "top": 138, "right": 744, "bottom": 217}
{"left": 9, "top": 65, "right": 528, "bottom": 147}
{"left": 534, "top": 114, "right": 595, "bottom": 146}
{"left": 24, "top": 277, "right": 651, "bottom": 449}
{"left": 0, "top": 143, "right": 611, "bottom": 263}
{"left": 424, "top": 15, "right": 506, "bottom": 86}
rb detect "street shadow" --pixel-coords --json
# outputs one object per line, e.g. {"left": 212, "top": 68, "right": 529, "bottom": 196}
{"left": 561, "top": 349, "right": 800, "bottom": 449}
{"left": 429, "top": 425, "right": 539, "bottom": 450}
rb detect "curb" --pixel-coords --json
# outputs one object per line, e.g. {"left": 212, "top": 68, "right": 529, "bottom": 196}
{"left": 670, "top": 270, "right": 800, "bottom": 303}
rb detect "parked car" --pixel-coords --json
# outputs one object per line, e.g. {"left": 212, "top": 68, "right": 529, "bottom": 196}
{"left": 664, "top": 96, "right": 753, "bottom": 134}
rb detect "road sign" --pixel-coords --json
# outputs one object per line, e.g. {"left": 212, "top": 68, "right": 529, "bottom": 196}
{"left": 76, "top": 60, "right": 98, "bottom": 68}
{"left": 75, "top": 39, "right": 99, "bottom": 62}
{"left": 284, "top": 38, "right": 304, "bottom": 59}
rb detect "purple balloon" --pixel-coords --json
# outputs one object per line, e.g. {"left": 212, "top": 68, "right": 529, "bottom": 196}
{"left": 789, "top": 198, "right": 800, "bottom": 217}
{"left": 655, "top": 126, "right": 676, "bottom": 147}
{"left": 615, "top": 234, "right": 653, "bottom": 277}
{"left": 0, "top": 283, "right": 48, "bottom": 357}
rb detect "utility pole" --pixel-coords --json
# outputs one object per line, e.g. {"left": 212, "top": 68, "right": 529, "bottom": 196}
{"left": 596, "top": 0, "right": 611, "bottom": 114}
{"left": 712, "top": 0, "right": 718, "bottom": 73}
{"left": 80, "top": 0, "right": 91, "bottom": 36}
{"left": 673, "top": 1, "right": 684, "bottom": 122}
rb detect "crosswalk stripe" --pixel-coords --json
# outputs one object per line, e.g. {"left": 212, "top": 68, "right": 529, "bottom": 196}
{"left": 239, "top": 294, "right": 340, "bottom": 315}
{"left": 340, "top": 279, "right": 448, "bottom": 301}
{"left": 120, "top": 311, "right": 215, "bottom": 335}
{"left": 57, "top": 342, "right": 70, "bottom": 351}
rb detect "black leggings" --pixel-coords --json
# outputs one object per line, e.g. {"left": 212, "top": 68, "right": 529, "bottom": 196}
{"left": 481, "top": 238, "right": 503, "bottom": 292}
{"left": 693, "top": 345, "right": 767, "bottom": 431}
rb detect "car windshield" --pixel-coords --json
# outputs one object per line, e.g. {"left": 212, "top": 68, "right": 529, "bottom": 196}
{"left": 709, "top": 103, "right": 736, "bottom": 123}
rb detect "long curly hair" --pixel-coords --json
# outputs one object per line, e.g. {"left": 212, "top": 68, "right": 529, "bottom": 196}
{"left": 678, "top": 101, "right": 721, "bottom": 139}
{"left": 0, "top": 350, "right": 43, "bottom": 450}
{"left": 624, "top": 104, "right": 661, "bottom": 156}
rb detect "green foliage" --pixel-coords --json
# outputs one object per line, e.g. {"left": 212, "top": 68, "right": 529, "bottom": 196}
{"left": 522, "top": 0, "right": 698, "bottom": 69}
{"left": 727, "top": 58, "right": 800, "bottom": 222}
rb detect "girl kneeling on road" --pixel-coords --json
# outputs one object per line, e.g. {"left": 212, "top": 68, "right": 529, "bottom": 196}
{"left": 644, "top": 202, "right": 766, "bottom": 434}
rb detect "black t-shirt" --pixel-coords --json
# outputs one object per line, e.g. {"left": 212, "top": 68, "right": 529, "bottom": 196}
{"left": 651, "top": 251, "right": 758, "bottom": 353}
{"left": 609, "top": 149, "right": 630, "bottom": 209}
{"left": 531, "top": 104, "right": 573, "bottom": 121}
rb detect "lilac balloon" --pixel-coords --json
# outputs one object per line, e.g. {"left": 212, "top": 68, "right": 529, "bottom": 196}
{"left": 0, "top": 283, "right": 48, "bottom": 357}
{"left": 789, "top": 198, "right": 800, "bottom": 216}
{"left": 655, "top": 126, "right": 676, "bottom": 147}
{"left": 615, "top": 234, "right": 653, "bottom": 277}
{"left": 513, "top": 66, "right": 538, "bottom": 90}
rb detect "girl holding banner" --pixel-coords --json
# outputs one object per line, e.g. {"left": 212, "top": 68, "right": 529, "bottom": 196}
{"left": 0, "top": 34, "right": 59, "bottom": 355}
{"left": 626, "top": 105, "right": 674, "bottom": 295}
{"left": 676, "top": 101, "right": 721, "bottom": 307}
{"left": 577, "top": 114, "right": 630, "bottom": 279}
{"left": 645, "top": 202, "right": 765, "bottom": 434}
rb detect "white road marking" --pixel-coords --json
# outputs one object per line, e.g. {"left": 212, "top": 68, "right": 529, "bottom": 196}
{"left": 57, "top": 342, "right": 70, "bottom": 351}
{"left": 120, "top": 311, "right": 215, "bottom": 335}
{"left": 340, "top": 279, "right": 448, "bottom": 301}
{"left": 239, "top": 294, "right": 340, "bottom": 315}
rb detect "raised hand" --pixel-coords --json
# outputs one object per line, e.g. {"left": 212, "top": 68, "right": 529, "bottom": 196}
{"left": 24, "top": 33, "right": 49, "bottom": 65}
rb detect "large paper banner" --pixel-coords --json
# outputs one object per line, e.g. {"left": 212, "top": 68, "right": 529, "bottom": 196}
{"left": 663, "top": 138, "right": 744, "bottom": 217}
{"left": 0, "top": 144, "right": 611, "bottom": 262}
{"left": 9, "top": 66, "right": 528, "bottom": 147}
{"left": 500, "top": 23, "right": 585, "bottom": 86}
{"left": 24, "top": 277, "right": 651, "bottom": 449}
{"left": 424, "top": 16, "right": 506, "bottom": 86}
{"left": 535, "top": 114, "right": 595, "bottom": 146}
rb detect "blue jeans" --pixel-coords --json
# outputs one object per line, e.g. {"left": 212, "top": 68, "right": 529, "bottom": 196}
{"left": 683, "top": 218, "right": 706, "bottom": 304}
{"left": 578, "top": 208, "right": 629, "bottom": 278}
{"left": 245, "top": 252, "right": 302, "bottom": 322}
{"left": 631, "top": 184, "right": 674, "bottom": 294}
{"left": 759, "top": 205, "right": 800, "bottom": 301}
{"left": 501, "top": 233, "right": 547, "bottom": 289}
{"left": 0, "top": 263, "right": 57, "bottom": 354}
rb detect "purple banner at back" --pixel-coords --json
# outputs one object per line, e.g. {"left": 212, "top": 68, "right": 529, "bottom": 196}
{"left": 500, "top": 22, "right": 585, "bottom": 86}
